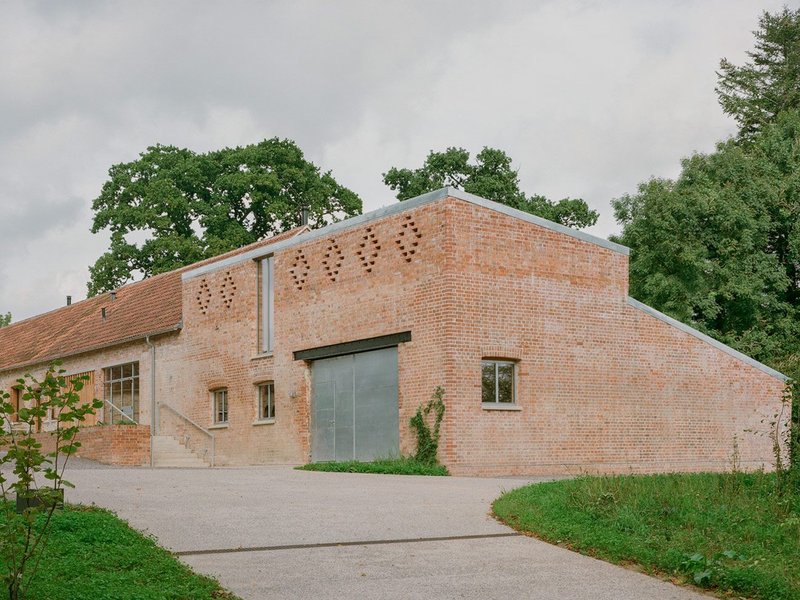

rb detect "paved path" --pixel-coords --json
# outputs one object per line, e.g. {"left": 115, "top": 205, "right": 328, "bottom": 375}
{"left": 60, "top": 464, "right": 705, "bottom": 600}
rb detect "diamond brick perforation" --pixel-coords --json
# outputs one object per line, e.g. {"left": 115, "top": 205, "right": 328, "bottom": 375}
{"left": 196, "top": 279, "right": 212, "bottom": 314}
{"left": 220, "top": 272, "right": 236, "bottom": 308}
{"left": 322, "top": 239, "right": 344, "bottom": 282}
{"left": 395, "top": 214, "right": 422, "bottom": 262}
{"left": 356, "top": 227, "right": 381, "bottom": 273}
{"left": 289, "top": 249, "right": 310, "bottom": 290}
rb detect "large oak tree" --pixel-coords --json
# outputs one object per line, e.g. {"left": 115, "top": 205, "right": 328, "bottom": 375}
{"left": 88, "top": 138, "right": 361, "bottom": 295}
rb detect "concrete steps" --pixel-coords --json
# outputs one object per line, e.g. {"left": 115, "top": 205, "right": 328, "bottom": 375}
{"left": 152, "top": 435, "right": 210, "bottom": 468}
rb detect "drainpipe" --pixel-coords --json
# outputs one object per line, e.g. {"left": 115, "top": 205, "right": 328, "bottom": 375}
{"left": 145, "top": 335, "right": 156, "bottom": 468}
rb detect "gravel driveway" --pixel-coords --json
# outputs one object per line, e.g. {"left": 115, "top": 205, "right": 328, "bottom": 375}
{"left": 55, "top": 463, "right": 703, "bottom": 600}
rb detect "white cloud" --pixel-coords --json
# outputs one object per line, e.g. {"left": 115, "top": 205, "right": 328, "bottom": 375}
{"left": 0, "top": 0, "right": 788, "bottom": 320}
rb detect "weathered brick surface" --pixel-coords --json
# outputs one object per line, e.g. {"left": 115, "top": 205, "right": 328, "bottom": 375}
{"left": 1, "top": 425, "right": 150, "bottom": 466}
{"left": 1, "top": 194, "right": 786, "bottom": 474}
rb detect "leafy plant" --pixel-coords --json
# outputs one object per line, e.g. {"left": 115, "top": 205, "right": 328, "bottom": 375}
{"left": 409, "top": 386, "right": 445, "bottom": 465}
{"left": 0, "top": 362, "right": 102, "bottom": 600}
{"left": 679, "top": 550, "right": 748, "bottom": 587}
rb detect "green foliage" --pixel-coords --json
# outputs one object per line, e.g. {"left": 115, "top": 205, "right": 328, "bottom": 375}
{"left": 297, "top": 457, "right": 449, "bottom": 476}
{"left": 409, "top": 386, "right": 445, "bottom": 465}
{"left": 717, "top": 7, "right": 800, "bottom": 140}
{"left": 612, "top": 110, "right": 800, "bottom": 379}
{"left": 493, "top": 472, "right": 800, "bottom": 600}
{"left": 0, "top": 505, "right": 238, "bottom": 600}
{"left": 383, "top": 147, "right": 598, "bottom": 229}
{"left": 0, "top": 314, "right": 10, "bottom": 328}
{"left": 0, "top": 363, "right": 103, "bottom": 600}
{"left": 88, "top": 138, "right": 362, "bottom": 295}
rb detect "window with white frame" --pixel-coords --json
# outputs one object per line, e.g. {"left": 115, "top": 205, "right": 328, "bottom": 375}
{"left": 257, "top": 382, "right": 275, "bottom": 421}
{"left": 103, "top": 362, "right": 139, "bottom": 423}
{"left": 259, "top": 256, "right": 274, "bottom": 353}
{"left": 212, "top": 389, "right": 228, "bottom": 424}
{"left": 481, "top": 360, "right": 516, "bottom": 405}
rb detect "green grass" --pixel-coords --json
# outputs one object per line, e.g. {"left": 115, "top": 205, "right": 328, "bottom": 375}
{"left": 1, "top": 504, "right": 238, "bottom": 600}
{"left": 297, "top": 457, "right": 449, "bottom": 476}
{"left": 493, "top": 472, "right": 800, "bottom": 600}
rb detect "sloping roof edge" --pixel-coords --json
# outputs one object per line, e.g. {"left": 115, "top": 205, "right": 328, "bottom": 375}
{"left": 627, "top": 297, "right": 788, "bottom": 382}
{"left": 0, "top": 322, "right": 183, "bottom": 375}
{"left": 181, "top": 187, "right": 629, "bottom": 280}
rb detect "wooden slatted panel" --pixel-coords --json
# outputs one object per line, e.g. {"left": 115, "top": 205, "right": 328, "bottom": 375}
{"left": 64, "top": 371, "right": 97, "bottom": 427}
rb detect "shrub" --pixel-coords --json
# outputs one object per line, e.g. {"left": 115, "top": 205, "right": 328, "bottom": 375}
{"left": 409, "top": 386, "right": 445, "bottom": 465}
{"left": 0, "top": 363, "right": 102, "bottom": 600}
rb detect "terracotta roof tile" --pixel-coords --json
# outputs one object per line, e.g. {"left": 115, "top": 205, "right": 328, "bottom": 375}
{"left": 0, "top": 226, "right": 308, "bottom": 373}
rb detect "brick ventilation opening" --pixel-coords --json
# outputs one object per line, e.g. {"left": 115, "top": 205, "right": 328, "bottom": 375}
{"left": 289, "top": 249, "right": 310, "bottom": 290}
{"left": 196, "top": 279, "right": 212, "bottom": 314}
{"left": 322, "top": 239, "right": 344, "bottom": 282}
{"left": 396, "top": 214, "right": 422, "bottom": 262}
{"left": 357, "top": 226, "right": 381, "bottom": 273}
{"left": 220, "top": 271, "right": 237, "bottom": 308}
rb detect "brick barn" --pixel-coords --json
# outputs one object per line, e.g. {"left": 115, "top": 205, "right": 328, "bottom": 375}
{"left": 0, "top": 188, "right": 788, "bottom": 475}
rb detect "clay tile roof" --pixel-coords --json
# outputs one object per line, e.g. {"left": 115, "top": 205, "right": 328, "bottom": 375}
{"left": 0, "top": 226, "right": 309, "bottom": 373}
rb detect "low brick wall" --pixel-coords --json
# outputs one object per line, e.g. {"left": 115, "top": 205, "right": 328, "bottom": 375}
{"left": 3, "top": 425, "right": 151, "bottom": 466}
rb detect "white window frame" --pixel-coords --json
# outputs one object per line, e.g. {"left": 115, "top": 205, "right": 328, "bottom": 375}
{"left": 212, "top": 389, "right": 228, "bottom": 425}
{"left": 259, "top": 256, "right": 274, "bottom": 353}
{"left": 481, "top": 360, "right": 517, "bottom": 407}
{"left": 256, "top": 382, "right": 275, "bottom": 423}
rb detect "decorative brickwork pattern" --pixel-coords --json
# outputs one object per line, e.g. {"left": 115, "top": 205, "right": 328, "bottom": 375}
{"left": 220, "top": 271, "right": 237, "bottom": 308}
{"left": 196, "top": 279, "right": 212, "bottom": 315}
{"left": 395, "top": 214, "right": 422, "bottom": 262}
{"left": 322, "top": 240, "right": 344, "bottom": 282}
{"left": 289, "top": 249, "right": 310, "bottom": 290}
{"left": 356, "top": 226, "right": 380, "bottom": 273}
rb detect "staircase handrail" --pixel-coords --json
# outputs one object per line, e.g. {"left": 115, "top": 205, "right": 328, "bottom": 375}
{"left": 105, "top": 399, "right": 137, "bottom": 425}
{"left": 158, "top": 402, "right": 215, "bottom": 466}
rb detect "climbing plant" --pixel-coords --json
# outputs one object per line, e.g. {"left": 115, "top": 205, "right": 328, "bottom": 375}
{"left": 410, "top": 386, "right": 445, "bottom": 465}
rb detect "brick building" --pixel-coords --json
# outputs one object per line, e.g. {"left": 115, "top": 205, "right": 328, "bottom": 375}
{"left": 0, "top": 188, "right": 788, "bottom": 475}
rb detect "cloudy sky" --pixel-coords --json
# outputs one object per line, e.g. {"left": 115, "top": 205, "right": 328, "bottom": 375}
{"left": 0, "top": 0, "right": 790, "bottom": 321}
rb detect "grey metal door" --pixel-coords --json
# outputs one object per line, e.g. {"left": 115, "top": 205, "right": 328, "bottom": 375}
{"left": 311, "top": 347, "right": 399, "bottom": 462}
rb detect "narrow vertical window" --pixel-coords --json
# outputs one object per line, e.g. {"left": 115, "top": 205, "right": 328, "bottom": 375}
{"left": 212, "top": 389, "right": 228, "bottom": 424}
{"left": 257, "top": 382, "right": 275, "bottom": 421}
{"left": 260, "top": 256, "right": 274, "bottom": 353}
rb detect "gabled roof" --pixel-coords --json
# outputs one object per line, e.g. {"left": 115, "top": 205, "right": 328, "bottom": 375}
{"left": 0, "top": 225, "right": 309, "bottom": 373}
{"left": 181, "top": 187, "right": 630, "bottom": 280}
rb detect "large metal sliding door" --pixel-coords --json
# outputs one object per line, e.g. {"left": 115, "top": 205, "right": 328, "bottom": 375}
{"left": 311, "top": 347, "right": 399, "bottom": 462}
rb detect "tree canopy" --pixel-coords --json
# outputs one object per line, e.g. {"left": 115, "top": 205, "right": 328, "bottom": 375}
{"left": 0, "top": 313, "right": 10, "bottom": 327}
{"left": 383, "top": 147, "right": 599, "bottom": 229}
{"left": 88, "top": 138, "right": 362, "bottom": 295}
{"left": 717, "top": 7, "right": 800, "bottom": 140}
{"left": 615, "top": 8, "right": 800, "bottom": 379}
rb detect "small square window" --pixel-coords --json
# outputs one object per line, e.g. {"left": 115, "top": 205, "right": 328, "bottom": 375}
{"left": 212, "top": 389, "right": 228, "bottom": 424}
{"left": 481, "top": 360, "right": 516, "bottom": 405}
{"left": 257, "top": 382, "right": 275, "bottom": 421}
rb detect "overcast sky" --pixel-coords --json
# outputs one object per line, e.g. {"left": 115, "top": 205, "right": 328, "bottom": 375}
{"left": 0, "top": 0, "right": 791, "bottom": 321}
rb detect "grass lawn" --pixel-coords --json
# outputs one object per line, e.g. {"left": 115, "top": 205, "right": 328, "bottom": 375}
{"left": 493, "top": 472, "right": 800, "bottom": 600}
{"left": 297, "top": 457, "right": 449, "bottom": 476}
{"left": 1, "top": 504, "right": 237, "bottom": 600}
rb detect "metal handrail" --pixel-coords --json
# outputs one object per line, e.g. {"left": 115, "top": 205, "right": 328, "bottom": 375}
{"left": 104, "top": 400, "right": 137, "bottom": 425}
{"left": 158, "top": 402, "right": 215, "bottom": 466}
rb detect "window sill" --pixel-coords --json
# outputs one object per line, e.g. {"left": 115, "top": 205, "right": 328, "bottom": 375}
{"left": 481, "top": 403, "right": 522, "bottom": 411}
{"left": 251, "top": 351, "right": 274, "bottom": 361}
{"left": 208, "top": 423, "right": 229, "bottom": 430}
{"left": 252, "top": 419, "right": 275, "bottom": 426}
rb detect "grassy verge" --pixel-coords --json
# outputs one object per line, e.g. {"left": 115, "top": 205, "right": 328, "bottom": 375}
{"left": 493, "top": 472, "right": 799, "bottom": 600}
{"left": 1, "top": 504, "right": 238, "bottom": 600}
{"left": 297, "top": 457, "right": 449, "bottom": 476}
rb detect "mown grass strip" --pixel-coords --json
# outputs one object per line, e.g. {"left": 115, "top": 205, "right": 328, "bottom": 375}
{"left": 1, "top": 504, "right": 238, "bottom": 600}
{"left": 493, "top": 472, "right": 799, "bottom": 600}
{"left": 297, "top": 457, "right": 449, "bottom": 476}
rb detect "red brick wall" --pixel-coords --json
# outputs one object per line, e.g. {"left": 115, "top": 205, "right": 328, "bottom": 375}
{"left": 440, "top": 199, "right": 785, "bottom": 475}
{"left": 170, "top": 195, "right": 785, "bottom": 474}
{"left": 1, "top": 425, "right": 150, "bottom": 467}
